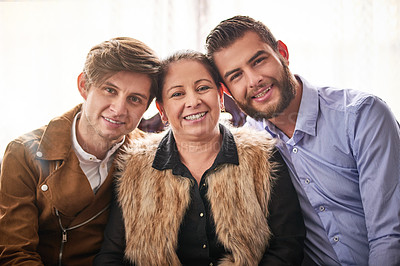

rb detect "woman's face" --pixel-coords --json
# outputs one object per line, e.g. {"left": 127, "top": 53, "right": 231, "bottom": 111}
{"left": 157, "top": 59, "right": 223, "bottom": 141}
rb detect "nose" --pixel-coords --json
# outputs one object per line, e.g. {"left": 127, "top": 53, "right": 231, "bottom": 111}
{"left": 186, "top": 91, "right": 201, "bottom": 108}
{"left": 110, "top": 96, "right": 127, "bottom": 116}
{"left": 247, "top": 70, "right": 262, "bottom": 88}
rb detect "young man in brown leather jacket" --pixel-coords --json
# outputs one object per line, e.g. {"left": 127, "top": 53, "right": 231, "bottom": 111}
{"left": 0, "top": 37, "right": 160, "bottom": 265}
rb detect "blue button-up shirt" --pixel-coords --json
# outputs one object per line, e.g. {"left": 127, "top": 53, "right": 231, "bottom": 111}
{"left": 246, "top": 76, "right": 400, "bottom": 266}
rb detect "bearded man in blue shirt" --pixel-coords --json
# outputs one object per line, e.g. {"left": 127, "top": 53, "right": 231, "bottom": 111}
{"left": 206, "top": 15, "right": 400, "bottom": 266}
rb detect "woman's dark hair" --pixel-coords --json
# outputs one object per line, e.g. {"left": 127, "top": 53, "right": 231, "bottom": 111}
{"left": 156, "top": 50, "right": 222, "bottom": 103}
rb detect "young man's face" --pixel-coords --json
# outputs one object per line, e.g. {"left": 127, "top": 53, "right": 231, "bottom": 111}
{"left": 79, "top": 71, "right": 151, "bottom": 146}
{"left": 213, "top": 31, "right": 295, "bottom": 120}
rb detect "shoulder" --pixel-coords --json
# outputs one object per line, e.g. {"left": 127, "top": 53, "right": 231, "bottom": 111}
{"left": 317, "top": 86, "right": 379, "bottom": 114}
{"left": 317, "top": 87, "right": 397, "bottom": 131}
{"left": 222, "top": 125, "right": 278, "bottom": 174}
{"left": 4, "top": 126, "right": 46, "bottom": 159}
{"left": 13, "top": 126, "right": 46, "bottom": 145}
{"left": 124, "top": 131, "right": 164, "bottom": 154}
{"left": 229, "top": 125, "right": 276, "bottom": 154}
{"left": 11, "top": 104, "right": 82, "bottom": 149}
{"left": 116, "top": 131, "right": 165, "bottom": 173}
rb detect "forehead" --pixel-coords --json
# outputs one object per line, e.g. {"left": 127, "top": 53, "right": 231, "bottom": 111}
{"left": 213, "top": 31, "right": 274, "bottom": 74}
{"left": 104, "top": 71, "right": 152, "bottom": 94}
{"left": 164, "top": 60, "right": 214, "bottom": 86}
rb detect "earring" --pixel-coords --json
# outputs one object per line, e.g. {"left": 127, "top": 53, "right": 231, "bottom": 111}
{"left": 221, "top": 106, "right": 226, "bottom": 112}
{"left": 163, "top": 120, "right": 169, "bottom": 127}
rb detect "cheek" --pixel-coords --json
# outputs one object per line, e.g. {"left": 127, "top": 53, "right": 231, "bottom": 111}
{"left": 229, "top": 84, "right": 246, "bottom": 101}
{"left": 209, "top": 95, "right": 223, "bottom": 113}
{"left": 130, "top": 106, "right": 147, "bottom": 122}
{"left": 164, "top": 101, "right": 184, "bottom": 119}
{"left": 87, "top": 95, "right": 108, "bottom": 110}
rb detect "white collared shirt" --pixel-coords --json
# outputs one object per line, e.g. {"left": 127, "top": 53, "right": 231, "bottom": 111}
{"left": 71, "top": 112, "right": 125, "bottom": 193}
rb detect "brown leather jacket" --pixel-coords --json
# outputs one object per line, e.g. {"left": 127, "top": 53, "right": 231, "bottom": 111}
{"left": 0, "top": 105, "right": 143, "bottom": 265}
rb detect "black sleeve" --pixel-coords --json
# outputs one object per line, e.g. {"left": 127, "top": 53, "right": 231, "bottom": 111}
{"left": 259, "top": 148, "right": 305, "bottom": 266}
{"left": 93, "top": 196, "right": 132, "bottom": 266}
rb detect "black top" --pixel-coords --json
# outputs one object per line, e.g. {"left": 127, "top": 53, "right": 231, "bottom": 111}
{"left": 94, "top": 125, "right": 305, "bottom": 266}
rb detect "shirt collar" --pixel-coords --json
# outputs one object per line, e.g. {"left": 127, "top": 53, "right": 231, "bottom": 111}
{"left": 295, "top": 75, "right": 319, "bottom": 136}
{"left": 71, "top": 112, "right": 125, "bottom": 163}
{"left": 152, "top": 124, "right": 239, "bottom": 173}
{"left": 264, "top": 75, "right": 319, "bottom": 138}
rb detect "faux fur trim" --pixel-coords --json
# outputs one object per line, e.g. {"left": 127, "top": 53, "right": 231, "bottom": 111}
{"left": 116, "top": 126, "right": 277, "bottom": 265}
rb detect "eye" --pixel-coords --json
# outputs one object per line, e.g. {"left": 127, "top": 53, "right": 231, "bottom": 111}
{"left": 229, "top": 72, "right": 242, "bottom": 82}
{"left": 104, "top": 87, "right": 116, "bottom": 94}
{"left": 197, "top": 85, "right": 210, "bottom": 92}
{"left": 253, "top": 57, "right": 266, "bottom": 66}
{"left": 171, "top": 91, "right": 183, "bottom": 98}
{"left": 128, "top": 96, "right": 142, "bottom": 104}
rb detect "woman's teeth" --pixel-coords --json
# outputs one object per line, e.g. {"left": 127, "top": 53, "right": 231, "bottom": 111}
{"left": 184, "top": 112, "right": 206, "bottom": 120}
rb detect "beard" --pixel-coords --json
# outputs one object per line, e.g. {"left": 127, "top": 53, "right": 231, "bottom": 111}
{"left": 235, "top": 59, "right": 296, "bottom": 121}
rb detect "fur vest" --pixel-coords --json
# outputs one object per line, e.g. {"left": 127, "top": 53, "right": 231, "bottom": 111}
{"left": 116, "top": 126, "right": 277, "bottom": 266}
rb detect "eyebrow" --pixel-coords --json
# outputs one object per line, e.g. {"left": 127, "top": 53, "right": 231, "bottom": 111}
{"left": 165, "top": 85, "right": 183, "bottom": 94}
{"left": 166, "top": 78, "right": 213, "bottom": 92}
{"left": 223, "top": 50, "right": 267, "bottom": 80}
{"left": 194, "top": 78, "right": 213, "bottom": 84}
{"left": 131, "top": 92, "right": 148, "bottom": 100}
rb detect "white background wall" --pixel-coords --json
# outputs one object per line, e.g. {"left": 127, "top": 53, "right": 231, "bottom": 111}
{"left": 1, "top": 0, "right": 399, "bottom": 157}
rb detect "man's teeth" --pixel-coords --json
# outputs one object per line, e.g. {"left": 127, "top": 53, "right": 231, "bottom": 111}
{"left": 104, "top": 117, "right": 123, "bottom": 124}
{"left": 184, "top": 112, "right": 206, "bottom": 120}
{"left": 253, "top": 86, "right": 271, "bottom": 98}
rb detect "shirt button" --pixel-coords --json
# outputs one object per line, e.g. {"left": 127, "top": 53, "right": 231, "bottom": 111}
{"left": 292, "top": 147, "right": 298, "bottom": 153}
{"left": 202, "top": 183, "right": 206, "bottom": 187}
{"left": 36, "top": 151, "right": 43, "bottom": 158}
{"left": 305, "top": 178, "right": 310, "bottom": 184}
{"left": 41, "top": 184, "right": 48, "bottom": 191}
{"left": 209, "top": 263, "right": 213, "bottom": 266}
{"left": 199, "top": 212, "right": 204, "bottom": 217}
{"left": 202, "top": 244, "right": 207, "bottom": 249}
{"left": 333, "top": 236, "right": 339, "bottom": 242}
{"left": 319, "top": 206, "right": 325, "bottom": 212}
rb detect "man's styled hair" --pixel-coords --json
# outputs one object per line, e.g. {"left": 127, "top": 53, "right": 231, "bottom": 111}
{"left": 156, "top": 50, "right": 222, "bottom": 103}
{"left": 83, "top": 37, "right": 160, "bottom": 105}
{"left": 205, "top": 15, "right": 278, "bottom": 61}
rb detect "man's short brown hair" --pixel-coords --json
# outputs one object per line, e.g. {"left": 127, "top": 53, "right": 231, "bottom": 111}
{"left": 205, "top": 15, "right": 278, "bottom": 62}
{"left": 83, "top": 37, "right": 160, "bottom": 106}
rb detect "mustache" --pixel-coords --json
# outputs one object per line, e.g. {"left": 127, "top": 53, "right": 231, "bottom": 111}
{"left": 248, "top": 81, "right": 276, "bottom": 98}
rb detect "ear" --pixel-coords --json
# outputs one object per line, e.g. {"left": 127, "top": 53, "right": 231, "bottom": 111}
{"left": 277, "top": 40, "right": 289, "bottom": 63}
{"left": 77, "top": 72, "right": 88, "bottom": 100}
{"left": 155, "top": 101, "right": 168, "bottom": 122}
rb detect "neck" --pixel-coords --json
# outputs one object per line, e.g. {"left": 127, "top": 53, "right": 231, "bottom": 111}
{"left": 175, "top": 128, "right": 221, "bottom": 183}
{"left": 75, "top": 118, "right": 116, "bottom": 160}
{"left": 269, "top": 76, "right": 303, "bottom": 138}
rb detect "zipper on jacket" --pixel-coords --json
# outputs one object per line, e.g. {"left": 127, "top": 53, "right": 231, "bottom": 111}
{"left": 55, "top": 204, "right": 109, "bottom": 266}
{"left": 59, "top": 229, "right": 67, "bottom": 265}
